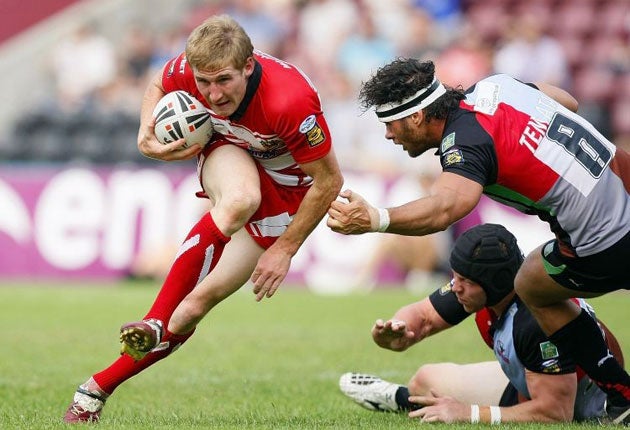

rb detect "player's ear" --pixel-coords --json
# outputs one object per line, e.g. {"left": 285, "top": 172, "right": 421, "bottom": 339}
{"left": 410, "top": 110, "right": 424, "bottom": 125}
{"left": 243, "top": 56, "right": 255, "bottom": 77}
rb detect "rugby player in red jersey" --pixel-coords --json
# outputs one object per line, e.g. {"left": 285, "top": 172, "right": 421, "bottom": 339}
{"left": 63, "top": 14, "right": 343, "bottom": 422}
{"left": 327, "top": 58, "right": 630, "bottom": 424}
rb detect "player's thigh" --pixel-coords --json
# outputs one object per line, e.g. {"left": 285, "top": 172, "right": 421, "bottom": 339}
{"left": 517, "top": 242, "right": 610, "bottom": 305}
{"left": 201, "top": 144, "right": 261, "bottom": 204}
{"left": 410, "top": 361, "right": 509, "bottom": 406}
{"left": 189, "top": 228, "right": 264, "bottom": 304}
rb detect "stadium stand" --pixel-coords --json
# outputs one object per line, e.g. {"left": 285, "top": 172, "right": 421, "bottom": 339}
{"left": 1, "top": 0, "right": 628, "bottom": 163}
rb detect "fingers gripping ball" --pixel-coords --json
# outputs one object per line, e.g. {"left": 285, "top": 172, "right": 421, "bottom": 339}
{"left": 152, "top": 91, "right": 213, "bottom": 148}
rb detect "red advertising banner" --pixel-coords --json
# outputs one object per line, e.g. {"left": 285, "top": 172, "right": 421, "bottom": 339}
{"left": 0, "top": 165, "right": 553, "bottom": 291}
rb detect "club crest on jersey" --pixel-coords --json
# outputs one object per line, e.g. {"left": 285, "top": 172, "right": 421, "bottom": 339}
{"left": 299, "top": 114, "right": 325, "bottom": 147}
{"left": 495, "top": 340, "right": 510, "bottom": 364}
{"left": 440, "top": 132, "right": 455, "bottom": 152}
{"left": 539, "top": 341, "right": 559, "bottom": 360}
{"left": 442, "top": 149, "right": 464, "bottom": 167}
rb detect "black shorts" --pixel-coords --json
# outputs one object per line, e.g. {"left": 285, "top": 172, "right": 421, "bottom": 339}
{"left": 541, "top": 230, "right": 630, "bottom": 294}
{"left": 499, "top": 382, "right": 519, "bottom": 407}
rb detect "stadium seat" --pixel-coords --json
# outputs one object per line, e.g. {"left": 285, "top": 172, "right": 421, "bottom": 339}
{"left": 464, "top": 2, "right": 508, "bottom": 45}
{"left": 572, "top": 65, "right": 615, "bottom": 104}
{"left": 612, "top": 99, "right": 630, "bottom": 136}
{"left": 596, "top": 1, "right": 630, "bottom": 36}
{"left": 551, "top": 0, "right": 596, "bottom": 39}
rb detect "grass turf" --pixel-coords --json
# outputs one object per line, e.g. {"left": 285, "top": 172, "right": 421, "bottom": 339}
{"left": 0, "top": 281, "right": 627, "bottom": 429}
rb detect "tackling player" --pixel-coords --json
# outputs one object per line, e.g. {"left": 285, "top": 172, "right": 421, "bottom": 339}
{"left": 339, "top": 223, "right": 624, "bottom": 423}
{"left": 327, "top": 58, "right": 630, "bottom": 424}
{"left": 63, "top": 14, "right": 343, "bottom": 422}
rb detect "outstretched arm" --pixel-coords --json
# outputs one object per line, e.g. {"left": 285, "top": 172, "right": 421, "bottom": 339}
{"left": 328, "top": 172, "right": 482, "bottom": 236}
{"left": 372, "top": 297, "right": 452, "bottom": 352}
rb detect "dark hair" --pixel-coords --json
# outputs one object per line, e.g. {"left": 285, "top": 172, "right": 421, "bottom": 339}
{"left": 359, "top": 58, "right": 464, "bottom": 121}
{"left": 449, "top": 224, "right": 524, "bottom": 306}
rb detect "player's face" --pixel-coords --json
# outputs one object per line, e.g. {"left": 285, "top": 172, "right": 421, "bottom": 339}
{"left": 450, "top": 271, "right": 487, "bottom": 312}
{"left": 193, "top": 57, "right": 255, "bottom": 117}
{"left": 383, "top": 114, "right": 432, "bottom": 158}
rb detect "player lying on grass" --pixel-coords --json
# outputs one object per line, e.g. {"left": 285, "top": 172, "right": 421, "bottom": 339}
{"left": 339, "top": 224, "right": 624, "bottom": 424}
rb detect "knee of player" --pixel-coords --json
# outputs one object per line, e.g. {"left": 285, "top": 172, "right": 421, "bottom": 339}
{"left": 408, "top": 364, "right": 437, "bottom": 395}
{"left": 216, "top": 191, "right": 261, "bottom": 226}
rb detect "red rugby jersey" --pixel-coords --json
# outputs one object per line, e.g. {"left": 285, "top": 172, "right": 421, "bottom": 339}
{"left": 161, "top": 51, "right": 332, "bottom": 188}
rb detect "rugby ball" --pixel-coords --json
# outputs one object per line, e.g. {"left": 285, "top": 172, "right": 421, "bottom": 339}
{"left": 152, "top": 91, "right": 213, "bottom": 148}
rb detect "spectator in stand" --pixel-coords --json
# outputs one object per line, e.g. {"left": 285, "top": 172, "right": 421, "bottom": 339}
{"left": 296, "top": 0, "right": 359, "bottom": 72}
{"left": 223, "top": 0, "right": 287, "bottom": 57}
{"left": 336, "top": 5, "right": 396, "bottom": 90}
{"left": 493, "top": 11, "right": 570, "bottom": 89}
{"left": 50, "top": 23, "right": 117, "bottom": 111}
{"left": 434, "top": 21, "right": 493, "bottom": 90}
{"left": 395, "top": 6, "right": 441, "bottom": 60}
{"left": 411, "top": 0, "right": 463, "bottom": 46}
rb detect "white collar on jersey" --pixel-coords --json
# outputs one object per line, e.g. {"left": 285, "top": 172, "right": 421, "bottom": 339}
{"left": 375, "top": 77, "right": 447, "bottom": 122}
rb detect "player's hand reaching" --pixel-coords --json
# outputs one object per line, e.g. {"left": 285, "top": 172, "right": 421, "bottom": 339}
{"left": 327, "top": 189, "right": 381, "bottom": 235}
{"left": 408, "top": 391, "right": 470, "bottom": 423}
{"left": 371, "top": 319, "right": 416, "bottom": 351}
{"left": 138, "top": 117, "right": 202, "bottom": 161}
{"left": 251, "top": 245, "right": 292, "bottom": 302}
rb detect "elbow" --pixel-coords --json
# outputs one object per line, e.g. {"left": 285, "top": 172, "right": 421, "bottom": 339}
{"left": 546, "top": 411, "right": 573, "bottom": 423}
{"left": 434, "top": 218, "right": 451, "bottom": 233}
{"left": 431, "top": 211, "right": 455, "bottom": 233}
{"left": 332, "top": 172, "right": 344, "bottom": 195}
{"left": 535, "top": 405, "right": 574, "bottom": 423}
{"left": 324, "top": 172, "right": 344, "bottom": 200}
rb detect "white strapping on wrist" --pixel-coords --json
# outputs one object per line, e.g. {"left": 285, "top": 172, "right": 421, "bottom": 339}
{"left": 490, "top": 406, "right": 501, "bottom": 424}
{"left": 470, "top": 404, "right": 480, "bottom": 423}
{"left": 377, "top": 208, "right": 390, "bottom": 232}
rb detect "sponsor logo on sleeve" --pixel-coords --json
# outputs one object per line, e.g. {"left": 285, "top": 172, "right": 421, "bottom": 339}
{"left": 539, "top": 341, "right": 559, "bottom": 360}
{"left": 299, "top": 114, "right": 325, "bottom": 147}
{"left": 440, "top": 132, "right": 456, "bottom": 152}
{"left": 442, "top": 149, "right": 464, "bottom": 167}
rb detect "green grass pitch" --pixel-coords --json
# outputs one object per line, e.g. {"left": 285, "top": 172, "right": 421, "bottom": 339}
{"left": 0, "top": 281, "right": 628, "bottom": 429}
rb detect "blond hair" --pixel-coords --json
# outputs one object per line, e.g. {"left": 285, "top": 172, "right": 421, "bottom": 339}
{"left": 185, "top": 14, "right": 254, "bottom": 71}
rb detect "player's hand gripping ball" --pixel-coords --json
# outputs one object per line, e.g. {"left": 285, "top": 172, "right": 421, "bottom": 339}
{"left": 152, "top": 91, "right": 213, "bottom": 148}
